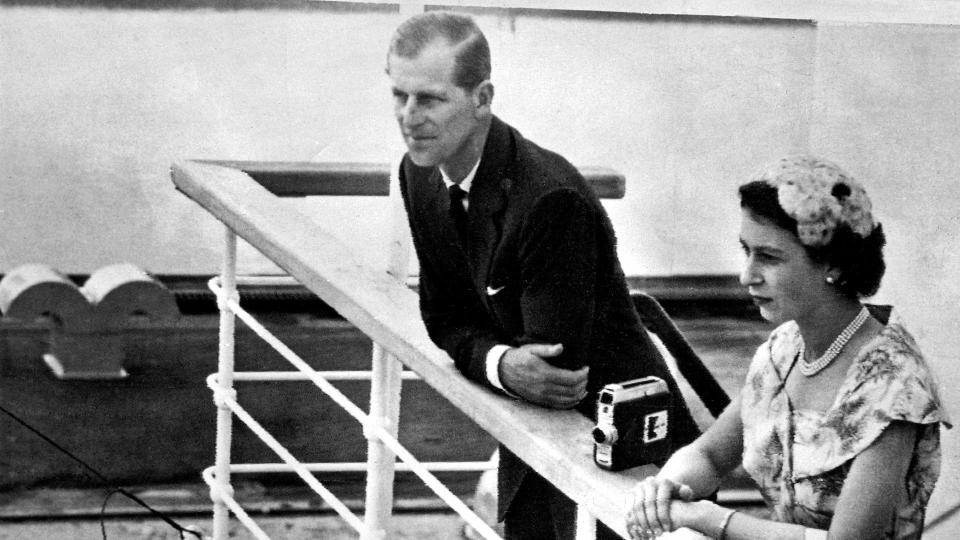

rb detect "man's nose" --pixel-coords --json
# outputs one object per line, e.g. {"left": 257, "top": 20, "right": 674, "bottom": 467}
{"left": 398, "top": 99, "right": 423, "bottom": 128}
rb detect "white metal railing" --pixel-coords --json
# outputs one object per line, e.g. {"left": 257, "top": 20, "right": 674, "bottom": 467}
{"left": 204, "top": 270, "right": 502, "bottom": 540}
{"left": 204, "top": 270, "right": 500, "bottom": 540}
{"left": 171, "top": 157, "right": 656, "bottom": 540}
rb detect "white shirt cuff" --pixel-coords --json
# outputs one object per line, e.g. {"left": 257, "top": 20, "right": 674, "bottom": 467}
{"left": 485, "top": 344, "right": 518, "bottom": 397}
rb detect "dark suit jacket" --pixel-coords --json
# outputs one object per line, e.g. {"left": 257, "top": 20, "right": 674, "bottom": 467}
{"left": 399, "top": 116, "right": 699, "bottom": 520}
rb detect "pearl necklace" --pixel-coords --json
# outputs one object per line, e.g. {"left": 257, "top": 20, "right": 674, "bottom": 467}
{"left": 798, "top": 306, "right": 870, "bottom": 377}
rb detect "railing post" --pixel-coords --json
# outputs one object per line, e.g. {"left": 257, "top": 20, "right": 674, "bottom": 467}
{"left": 576, "top": 505, "right": 598, "bottom": 540}
{"left": 362, "top": 158, "right": 412, "bottom": 539}
{"left": 212, "top": 228, "right": 238, "bottom": 540}
{"left": 362, "top": 343, "right": 403, "bottom": 540}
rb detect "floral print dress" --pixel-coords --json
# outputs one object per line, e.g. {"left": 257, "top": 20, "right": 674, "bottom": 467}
{"left": 740, "top": 305, "right": 951, "bottom": 538}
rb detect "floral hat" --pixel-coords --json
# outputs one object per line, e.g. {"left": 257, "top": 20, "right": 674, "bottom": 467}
{"left": 749, "top": 155, "right": 876, "bottom": 247}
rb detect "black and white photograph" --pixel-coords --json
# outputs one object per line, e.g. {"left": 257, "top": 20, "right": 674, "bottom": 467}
{"left": 0, "top": 1, "right": 957, "bottom": 539}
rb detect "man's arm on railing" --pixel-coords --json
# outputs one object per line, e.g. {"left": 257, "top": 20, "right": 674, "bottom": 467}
{"left": 170, "top": 160, "right": 653, "bottom": 537}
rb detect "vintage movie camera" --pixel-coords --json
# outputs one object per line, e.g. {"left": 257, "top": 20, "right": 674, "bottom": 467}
{"left": 591, "top": 376, "right": 672, "bottom": 471}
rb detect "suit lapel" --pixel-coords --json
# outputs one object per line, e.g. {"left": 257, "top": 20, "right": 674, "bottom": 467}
{"left": 466, "top": 117, "right": 514, "bottom": 299}
{"left": 407, "top": 117, "right": 516, "bottom": 304}
{"left": 411, "top": 166, "right": 472, "bottom": 278}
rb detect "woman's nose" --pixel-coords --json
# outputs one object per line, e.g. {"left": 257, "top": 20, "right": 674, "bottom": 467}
{"left": 739, "top": 258, "right": 759, "bottom": 287}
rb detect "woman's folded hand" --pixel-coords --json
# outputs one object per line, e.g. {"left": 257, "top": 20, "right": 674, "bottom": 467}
{"left": 625, "top": 476, "right": 694, "bottom": 538}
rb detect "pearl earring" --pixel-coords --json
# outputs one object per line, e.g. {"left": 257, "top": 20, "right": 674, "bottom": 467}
{"left": 826, "top": 276, "right": 836, "bottom": 284}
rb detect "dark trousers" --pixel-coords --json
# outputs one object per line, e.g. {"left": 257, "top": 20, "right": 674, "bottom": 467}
{"left": 503, "top": 471, "right": 620, "bottom": 540}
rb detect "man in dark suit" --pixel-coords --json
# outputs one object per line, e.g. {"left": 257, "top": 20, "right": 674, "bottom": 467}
{"left": 386, "top": 11, "right": 700, "bottom": 539}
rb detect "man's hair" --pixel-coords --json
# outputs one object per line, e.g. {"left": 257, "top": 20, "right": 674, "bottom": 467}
{"left": 387, "top": 11, "right": 491, "bottom": 89}
{"left": 739, "top": 180, "right": 886, "bottom": 298}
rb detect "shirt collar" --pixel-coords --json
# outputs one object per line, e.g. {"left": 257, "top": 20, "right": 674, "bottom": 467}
{"left": 440, "top": 157, "right": 482, "bottom": 195}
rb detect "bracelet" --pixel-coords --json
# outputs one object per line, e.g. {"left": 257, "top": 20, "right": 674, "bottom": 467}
{"left": 717, "top": 509, "right": 737, "bottom": 540}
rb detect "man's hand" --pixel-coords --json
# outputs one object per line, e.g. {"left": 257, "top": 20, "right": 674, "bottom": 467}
{"left": 499, "top": 343, "right": 589, "bottom": 409}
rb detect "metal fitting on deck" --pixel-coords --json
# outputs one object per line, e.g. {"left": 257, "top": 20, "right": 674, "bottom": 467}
{"left": 208, "top": 482, "right": 235, "bottom": 505}
{"left": 214, "top": 289, "right": 240, "bottom": 312}
{"left": 212, "top": 387, "right": 238, "bottom": 409}
{"left": 0, "top": 263, "right": 179, "bottom": 379}
{"left": 362, "top": 415, "right": 393, "bottom": 441}
{"left": 361, "top": 526, "right": 388, "bottom": 540}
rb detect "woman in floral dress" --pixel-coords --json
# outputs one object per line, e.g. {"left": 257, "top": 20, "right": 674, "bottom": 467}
{"left": 626, "top": 155, "right": 950, "bottom": 539}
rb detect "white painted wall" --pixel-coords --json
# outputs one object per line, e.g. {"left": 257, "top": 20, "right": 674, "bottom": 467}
{"left": 808, "top": 22, "right": 960, "bottom": 537}
{"left": 0, "top": 6, "right": 817, "bottom": 275}
{"left": 1, "top": 4, "right": 958, "bottom": 534}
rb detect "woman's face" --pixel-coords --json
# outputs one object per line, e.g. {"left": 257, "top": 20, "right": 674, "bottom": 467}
{"left": 739, "top": 209, "right": 832, "bottom": 325}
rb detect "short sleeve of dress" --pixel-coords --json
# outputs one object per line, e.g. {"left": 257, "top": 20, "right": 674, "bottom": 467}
{"left": 792, "top": 311, "right": 951, "bottom": 479}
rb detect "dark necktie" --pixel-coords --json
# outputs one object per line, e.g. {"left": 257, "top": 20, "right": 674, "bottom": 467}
{"left": 448, "top": 184, "right": 469, "bottom": 246}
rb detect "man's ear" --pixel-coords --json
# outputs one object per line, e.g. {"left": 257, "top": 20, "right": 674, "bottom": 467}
{"left": 473, "top": 80, "right": 494, "bottom": 114}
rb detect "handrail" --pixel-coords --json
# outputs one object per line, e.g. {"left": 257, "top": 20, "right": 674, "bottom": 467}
{"left": 632, "top": 292, "right": 730, "bottom": 418}
{"left": 199, "top": 160, "right": 626, "bottom": 199}
{"left": 311, "top": 0, "right": 960, "bottom": 26}
{"left": 171, "top": 160, "right": 654, "bottom": 537}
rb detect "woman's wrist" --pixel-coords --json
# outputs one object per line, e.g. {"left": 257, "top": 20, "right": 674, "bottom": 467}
{"left": 683, "top": 501, "right": 733, "bottom": 539}
{"left": 716, "top": 509, "right": 737, "bottom": 539}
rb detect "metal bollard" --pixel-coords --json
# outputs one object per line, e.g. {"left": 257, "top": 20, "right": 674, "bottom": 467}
{"left": 0, "top": 262, "right": 179, "bottom": 379}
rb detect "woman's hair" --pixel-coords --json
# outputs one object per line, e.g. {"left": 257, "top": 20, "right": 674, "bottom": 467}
{"left": 739, "top": 156, "right": 886, "bottom": 298}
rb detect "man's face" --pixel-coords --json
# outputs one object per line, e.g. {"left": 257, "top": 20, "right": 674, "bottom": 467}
{"left": 388, "top": 42, "right": 485, "bottom": 174}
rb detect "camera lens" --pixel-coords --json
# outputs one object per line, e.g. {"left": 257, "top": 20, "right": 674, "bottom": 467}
{"left": 592, "top": 425, "right": 617, "bottom": 444}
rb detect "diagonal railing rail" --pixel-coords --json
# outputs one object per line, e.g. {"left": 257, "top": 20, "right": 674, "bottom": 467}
{"left": 171, "top": 160, "right": 652, "bottom": 539}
